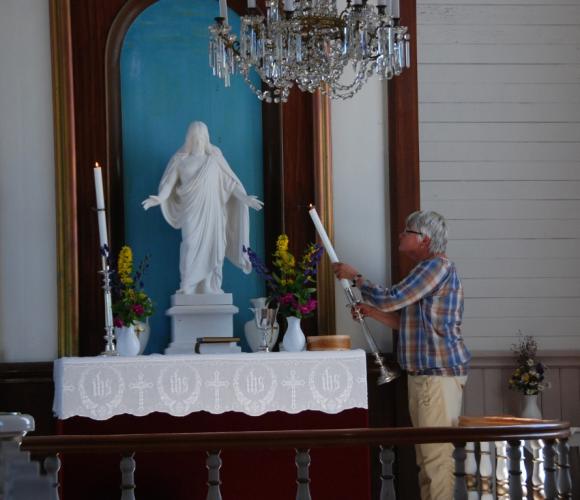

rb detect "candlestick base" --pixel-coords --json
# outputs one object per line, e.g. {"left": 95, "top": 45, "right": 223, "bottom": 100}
{"left": 373, "top": 352, "right": 400, "bottom": 385}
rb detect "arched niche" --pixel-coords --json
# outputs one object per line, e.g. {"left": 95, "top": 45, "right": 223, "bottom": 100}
{"left": 50, "top": 0, "right": 336, "bottom": 355}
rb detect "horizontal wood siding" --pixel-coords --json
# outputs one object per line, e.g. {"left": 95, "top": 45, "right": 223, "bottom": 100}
{"left": 463, "top": 353, "right": 580, "bottom": 426}
{"left": 417, "top": 0, "right": 580, "bottom": 351}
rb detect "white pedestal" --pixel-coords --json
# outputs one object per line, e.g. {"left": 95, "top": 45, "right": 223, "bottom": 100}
{"left": 165, "top": 294, "right": 239, "bottom": 354}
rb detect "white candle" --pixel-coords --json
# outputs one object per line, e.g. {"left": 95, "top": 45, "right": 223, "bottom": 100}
{"left": 308, "top": 206, "right": 351, "bottom": 291}
{"left": 247, "top": 0, "right": 256, "bottom": 8}
{"left": 391, "top": 0, "right": 400, "bottom": 17}
{"left": 377, "top": 0, "right": 387, "bottom": 6}
{"left": 219, "top": 0, "right": 228, "bottom": 22}
{"left": 284, "top": 0, "right": 295, "bottom": 11}
{"left": 93, "top": 162, "right": 109, "bottom": 250}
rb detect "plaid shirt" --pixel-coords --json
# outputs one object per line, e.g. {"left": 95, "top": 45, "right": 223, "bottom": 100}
{"left": 360, "top": 256, "right": 470, "bottom": 376}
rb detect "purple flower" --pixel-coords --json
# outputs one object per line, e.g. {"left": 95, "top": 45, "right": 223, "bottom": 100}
{"left": 132, "top": 304, "right": 144, "bottom": 315}
{"left": 244, "top": 246, "right": 273, "bottom": 282}
{"left": 113, "top": 317, "right": 124, "bottom": 328}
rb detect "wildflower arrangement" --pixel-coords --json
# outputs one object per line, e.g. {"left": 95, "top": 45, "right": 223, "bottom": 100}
{"left": 508, "top": 334, "right": 548, "bottom": 395}
{"left": 110, "top": 245, "right": 154, "bottom": 327}
{"left": 244, "top": 235, "right": 323, "bottom": 319}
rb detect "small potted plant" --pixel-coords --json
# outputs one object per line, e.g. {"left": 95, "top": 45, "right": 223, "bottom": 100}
{"left": 244, "top": 235, "right": 323, "bottom": 352}
{"left": 112, "top": 245, "right": 154, "bottom": 356}
{"left": 508, "top": 334, "right": 548, "bottom": 419}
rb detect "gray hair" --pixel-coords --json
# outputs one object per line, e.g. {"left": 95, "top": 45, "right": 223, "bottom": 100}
{"left": 405, "top": 210, "right": 448, "bottom": 254}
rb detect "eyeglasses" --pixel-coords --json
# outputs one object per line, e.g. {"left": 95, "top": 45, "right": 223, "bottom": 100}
{"left": 402, "top": 229, "right": 423, "bottom": 236}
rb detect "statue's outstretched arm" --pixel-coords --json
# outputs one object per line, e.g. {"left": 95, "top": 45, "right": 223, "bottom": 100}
{"left": 141, "top": 161, "right": 178, "bottom": 210}
{"left": 231, "top": 184, "right": 264, "bottom": 211}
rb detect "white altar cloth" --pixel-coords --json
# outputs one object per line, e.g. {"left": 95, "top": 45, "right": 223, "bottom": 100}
{"left": 53, "top": 351, "right": 368, "bottom": 420}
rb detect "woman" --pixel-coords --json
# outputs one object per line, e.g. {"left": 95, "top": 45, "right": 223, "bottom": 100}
{"left": 142, "top": 121, "right": 263, "bottom": 294}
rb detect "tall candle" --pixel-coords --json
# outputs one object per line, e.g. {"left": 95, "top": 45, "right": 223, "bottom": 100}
{"left": 247, "top": 0, "right": 256, "bottom": 8}
{"left": 308, "top": 206, "right": 351, "bottom": 291}
{"left": 219, "top": 0, "right": 228, "bottom": 22}
{"left": 93, "top": 162, "right": 109, "bottom": 250}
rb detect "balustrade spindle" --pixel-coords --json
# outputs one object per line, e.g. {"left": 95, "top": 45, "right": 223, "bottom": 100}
{"left": 452, "top": 442, "right": 468, "bottom": 500}
{"left": 556, "top": 438, "right": 571, "bottom": 499}
{"left": 478, "top": 441, "right": 493, "bottom": 500}
{"left": 529, "top": 439, "right": 544, "bottom": 500}
{"left": 520, "top": 442, "right": 528, "bottom": 498}
{"left": 464, "top": 442, "right": 477, "bottom": 499}
{"left": 379, "top": 445, "right": 396, "bottom": 500}
{"left": 507, "top": 440, "right": 523, "bottom": 500}
{"left": 495, "top": 441, "right": 509, "bottom": 500}
{"left": 43, "top": 454, "right": 61, "bottom": 500}
{"left": 206, "top": 450, "right": 222, "bottom": 500}
{"left": 120, "top": 453, "right": 136, "bottom": 500}
{"left": 295, "top": 448, "right": 312, "bottom": 500}
{"left": 543, "top": 439, "right": 557, "bottom": 499}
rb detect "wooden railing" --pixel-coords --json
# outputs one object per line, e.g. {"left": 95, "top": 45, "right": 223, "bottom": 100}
{"left": 18, "top": 418, "right": 572, "bottom": 500}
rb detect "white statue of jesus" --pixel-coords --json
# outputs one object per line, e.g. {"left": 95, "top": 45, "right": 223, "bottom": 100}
{"left": 142, "top": 121, "right": 263, "bottom": 294}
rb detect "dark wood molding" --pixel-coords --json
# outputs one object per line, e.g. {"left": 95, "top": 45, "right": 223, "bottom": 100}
{"left": 54, "top": 0, "right": 325, "bottom": 355}
{"left": 388, "top": 9, "right": 421, "bottom": 283}
{"left": 49, "top": 0, "right": 79, "bottom": 356}
{"left": 0, "top": 363, "right": 55, "bottom": 436}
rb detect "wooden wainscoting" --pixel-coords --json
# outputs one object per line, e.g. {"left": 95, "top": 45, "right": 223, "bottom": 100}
{"left": 0, "top": 362, "right": 56, "bottom": 435}
{"left": 463, "top": 351, "right": 580, "bottom": 425}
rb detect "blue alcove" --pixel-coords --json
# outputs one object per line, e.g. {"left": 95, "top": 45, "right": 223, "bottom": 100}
{"left": 120, "top": 0, "right": 265, "bottom": 353}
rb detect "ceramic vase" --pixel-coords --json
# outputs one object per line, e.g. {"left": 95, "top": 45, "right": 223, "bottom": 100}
{"left": 521, "top": 394, "right": 542, "bottom": 420}
{"left": 244, "top": 297, "right": 279, "bottom": 352}
{"left": 282, "top": 316, "right": 306, "bottom": 352}
{"left": 134, "top": 319, "right": 150, "bottom": 355}
{"left": 115, "top": 324, "right": 141, "bottom": 356}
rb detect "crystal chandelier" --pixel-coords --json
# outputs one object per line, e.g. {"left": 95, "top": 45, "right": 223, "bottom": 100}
{"left": 208, "top": 0, "right": 410, "bottom": 103}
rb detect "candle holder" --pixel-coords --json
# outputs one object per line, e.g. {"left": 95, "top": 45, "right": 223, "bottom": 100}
{"left": 344, "top": 286, "right": 399, "bottom": 385}
{"left": 99, "top": 249, "right": 118, "bottom": 356}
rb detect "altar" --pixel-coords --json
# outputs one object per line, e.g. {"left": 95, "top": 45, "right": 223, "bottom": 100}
{"left": 53, "top": 351, "right": 371, "bottom": 500}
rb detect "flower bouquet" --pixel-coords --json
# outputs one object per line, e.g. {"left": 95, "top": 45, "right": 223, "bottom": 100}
{"left": 111, "top": 245, "right": 154, "bottom": 328}
{"left": 244, "top": 234, "right": 323, "bottom": 319}
{"left": 508, "top": 334, "right": 548, "bottom": 395}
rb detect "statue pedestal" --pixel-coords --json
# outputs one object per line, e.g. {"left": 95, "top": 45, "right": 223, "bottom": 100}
{"left": 165, "top": 294, "right": 239, "bottom": 354}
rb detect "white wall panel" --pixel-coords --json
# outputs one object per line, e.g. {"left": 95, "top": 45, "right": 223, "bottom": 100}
{"left": 0, "top": 0, "right": 57, "bottom": 361}
{"left": 422, "top": 162, "right": 580, "bottom": 181}
{"left": 418, "top": 0, "right": 580, "bottom": 354}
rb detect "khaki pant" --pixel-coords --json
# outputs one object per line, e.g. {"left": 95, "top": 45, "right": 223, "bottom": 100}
{"left": 407, "top": 375, "right": 467, "bottom": 500}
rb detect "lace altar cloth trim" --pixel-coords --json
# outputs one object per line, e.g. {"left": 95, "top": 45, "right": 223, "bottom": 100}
{"left": 53, "top": 351, "right": 368, "bottom": 420}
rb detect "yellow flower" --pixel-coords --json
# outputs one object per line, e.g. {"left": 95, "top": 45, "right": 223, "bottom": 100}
{"left": 522, "top": 373, "right": 529, "bottom": 382}
{"left": 274, "top": 234, "right": 295, "bottom": 274}
{"left": 276, "top": 234, "right": 289, "bottom": 252}
{"left": 118, "top": 245, "right": 134, "bottom": 286}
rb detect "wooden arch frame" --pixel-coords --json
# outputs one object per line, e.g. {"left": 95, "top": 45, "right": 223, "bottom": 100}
{"left": 50, "top": 0, "right": 419, "bottom": 356}
{"left": 49, "top": 0, "right": 342, "bottom": 356}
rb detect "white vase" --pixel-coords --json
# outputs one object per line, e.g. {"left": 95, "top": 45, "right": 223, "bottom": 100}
{"left": 244, "top": 298, "right": 279, "bottom": 352}
{"left": 521, "top": 394, "right": 542, "bottom": 419}
{"left": 134, "top": 319, "right": 150, "bottom": 355}
{"left": 115, "top": 324, "right": 141, "bottom": 356}
{"left": 282, "top": 316, "right": 306, "bottom": 352}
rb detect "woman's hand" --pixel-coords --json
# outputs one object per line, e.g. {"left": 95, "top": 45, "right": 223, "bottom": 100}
{"left": 142, "top": 195, "right": 161, "bottom": 210}
{"left": 332, "top": 262, "right": 360, "bottom": 281}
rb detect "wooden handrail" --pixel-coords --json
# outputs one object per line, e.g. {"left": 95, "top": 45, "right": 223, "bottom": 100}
{"left": 22, "top": 421, "right": 571, "bottom": 454}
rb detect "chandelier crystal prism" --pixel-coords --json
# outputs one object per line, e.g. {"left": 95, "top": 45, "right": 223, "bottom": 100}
{"left": 209, "top": 0, "right": 410, "bottom": 103}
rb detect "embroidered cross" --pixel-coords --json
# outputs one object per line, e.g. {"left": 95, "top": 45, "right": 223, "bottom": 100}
{"left": 282, "top": 369, "right": 305, "bottom": 409}
{"left": 205, "top": 370, "right": 230, "bottom": 410}
{"left": 129, "top": 372, "right": 153, "bottom": 411}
